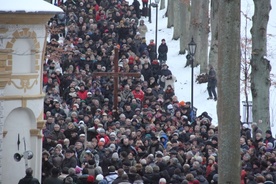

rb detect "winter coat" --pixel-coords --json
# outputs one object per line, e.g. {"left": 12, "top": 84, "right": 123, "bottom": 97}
{"left": 61, "top": 156, "right": 78, "bottom": 170}
{"left": 148, "top": 43, "right": 156, "bottom": 61}
{"left": 264, "top": 136, "right": 276, "bottom": 149}
{"left": 158, "top": 43, "right": 168, "bottom": 61}
{"left": 163, "top": 89, "right": 175, "bottom": 101}
{"left": 121, "top": 89, "right": 134, "bottom": 102}
{"left": 141, "top": 67, "right": 153, "bottom": 82}
{"left": 207, "top": 68, "right": 217, "bottom": 87}
{"left": 132, "top": 90, "right": 144, "bottom": 102}
{"left": 78, "top": 90, "right": 88, "bottom": 100}
{"left": 18, "top": 176, "right": 40, "bottom": 184}
{"left": 139, "top": 42, "right": 148, "bottom": 56}
{"left": 43, "top": 176, "right": 63, "bottom": 184}
{"left": 148, "top": 141, "right": 164, "bottom": 155}
{"left": 138, "top": 24, "right": 148, "bottom": 38}
{"left": 105, "top": 172, "right": 118, "bottom": 184}
{"left": 142, "top": 173, "right": 154, "bottom": 184}
{"left": 144, "top": 92, "right": 155, "bottom": 102}
{"left": 196, "top": 175, "right": 209, "bottom": 184}
{"left": 170, "top": 174, "right": 184, "bottom": 183}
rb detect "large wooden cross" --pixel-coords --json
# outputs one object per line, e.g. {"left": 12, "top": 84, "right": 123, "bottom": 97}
{"left": 92, "top": 47, "right": 140, "bottom": 110}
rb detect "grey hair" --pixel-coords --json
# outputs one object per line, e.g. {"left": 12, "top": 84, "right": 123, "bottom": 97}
{"left": 68, "top": 168, "right": 76, "bottom": 175}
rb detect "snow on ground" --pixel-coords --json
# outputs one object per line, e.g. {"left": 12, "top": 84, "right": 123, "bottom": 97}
{"left": 134, "top": 0, "right": 276, "bottom": 134}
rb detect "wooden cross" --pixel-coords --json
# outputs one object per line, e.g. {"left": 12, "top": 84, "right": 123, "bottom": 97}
{"left": 92, "top": 47, "right": 140, "bottom": 110}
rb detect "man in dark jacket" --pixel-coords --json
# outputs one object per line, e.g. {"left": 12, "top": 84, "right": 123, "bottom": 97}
{"left": 61, "top": 149, "right": 78, "bottom": 170}
{"left": 158, "top": 39, "right": 168, "bottom": 64}
{"left": 18, "top": 167, "right": 40, "bottom": 184}
{"left": 44, "top": 168, "right": 63, "bottom": 184}
{"left": 207, "top": 64, "right": 217, "bottom": 101}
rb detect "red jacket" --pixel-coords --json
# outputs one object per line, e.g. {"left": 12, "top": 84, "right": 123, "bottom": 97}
{"left": 77, "top": 90, "right": 88, "bottom": 100}
{"left": 132, "top": 90, "right": 144, "bottom": 102}
{"left": 96, "top": 135, "right": 110, "bottom": 145}
{"left": 142, "top": 0, "right": 148, "bottom": 3}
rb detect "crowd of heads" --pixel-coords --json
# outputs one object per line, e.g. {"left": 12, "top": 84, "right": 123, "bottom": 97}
{"left": 41, "top": 0, "right": 276, "bottom": 184}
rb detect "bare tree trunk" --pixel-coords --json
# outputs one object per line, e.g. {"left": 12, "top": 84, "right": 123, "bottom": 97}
{"left": 172, "top": 0, "right": 181, "bottom": 40}
{"left": 217, "top": 0, "right": 241, "bottom": 183}
{"left": 160, "top": 0, "right": 165, "bottom": 10}
{"left": 208, "top": 0, "right": 219, "bottom": 71}
{"left": 179, "top": 0, "right": 190, "bottom": 54}
{"left": 167, "top": 0, "right": 174, "bottom": 28}
{"left": 189, "top": 0, "right": 209, "bottom": 72}
{"left": 250, "top": 0, "right": 271, "bottom": 133}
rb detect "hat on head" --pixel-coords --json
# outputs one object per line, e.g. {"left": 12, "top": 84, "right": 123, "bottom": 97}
{"left": 212, "top": 136, "right": 218, "bottom": 142}
{"left": 87, "top": 175, "right": 95, "bottom": 182}
{"left": 242, "top": 124, "right": 249, "bottom": 129}
{"left": 110, "top": 132, "right": 116, "bottom": 137}
{"left": 73, "top": 104, "right": 79, "bottom": 109}
{"left": 109, "top": 144, "right": 116, "bottom": 150}
{"left": 97, "top": 128, "right": 105, "bottom": 133}
{"left": 98, "top": 141, "right": 105, "bottom": 147}
{"left": 135, "top": 108, "right": 141, "bottom": 112}
{"left": 112, "top": 152, "right": 119, "bottom": 159}
{"left": 96, "top": 174, "right": 104, "bottom": 181}
{"left": 99, "top": 138, "right": 105, "bottom": 143}
{"left": 266, "top": 130, "right": 272, "bottom": 135}
{"left": 87, "top": 92, "right": 92, "bottom": 95}
{"left": 66, "top": 149, "right": 74, "bottom": 153}
{"left": 156, "top": 153, "right": 163, "bottom": 158}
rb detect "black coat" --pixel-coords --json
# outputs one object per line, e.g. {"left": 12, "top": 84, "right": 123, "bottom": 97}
{"left": 158, "top": 43, "right": 168, "bottom": 61}
{"left": 18, "top": 176, "right": 40, "bottom": 184}
{"left": 207, "top": 68, "right": 217, "bottom": 87}
{"left": 141, "top": 67, "right": 153, "bottom": 82}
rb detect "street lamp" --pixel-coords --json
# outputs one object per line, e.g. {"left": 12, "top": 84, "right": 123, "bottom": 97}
{"left": 151, "top": 0, "right": 160, "bottom": 54}
{"left": 188, "top": 37, "right": 197, "bottom": 112}
{"left": 148, "top": 0, "right": 152, "bottom": 23}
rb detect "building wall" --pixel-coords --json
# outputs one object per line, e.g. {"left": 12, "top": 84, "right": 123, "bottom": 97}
{"left": 0, "top": 21, "right": 48, "bottom": 184}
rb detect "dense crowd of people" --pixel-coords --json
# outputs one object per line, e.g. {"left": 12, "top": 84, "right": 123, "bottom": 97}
{"left": 34, "top": 0, "right": 276, "bottom": 184}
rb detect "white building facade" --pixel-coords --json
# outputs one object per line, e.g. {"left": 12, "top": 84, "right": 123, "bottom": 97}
{"left": 0, "top": 1, "right": 62, "bottom": 183}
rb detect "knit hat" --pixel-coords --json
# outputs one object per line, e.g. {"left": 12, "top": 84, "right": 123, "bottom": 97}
{"left": 87, "top": 175, "right": 95, "bottom": 182}
{"left": 98, "top": 142, "right": 105, "bottom": 147}
{"left": 112, "top": 152, "right": 119, "bottom": 159}
{"left": 266, "top": 130, "right": 272, "bottom": 135}
{"left": 96, "top": 174, "right": 104, "bottom": 181}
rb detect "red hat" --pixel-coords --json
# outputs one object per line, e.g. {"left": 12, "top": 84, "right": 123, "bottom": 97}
{"left": 179, "top": 101, "right": 185, "bottom": 107}
{"left": 87, "top": 175, "right": 95, "bottom": 182}
{"left": 98, "top": 141, "right": 105, "bottom": 147}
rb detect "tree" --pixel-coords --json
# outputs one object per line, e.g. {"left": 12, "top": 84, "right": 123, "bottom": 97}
{"left": 217, "top": 0, "right": 241, "bottom": 183}
{"left": 208, "top": 0, "right": 219, "bottom": 71}
{"left": 250, "top": 0, "right": 271, "bottom": 133}
{"left": 240, "top": 10, "right": 252, "bottom": 125}
{"left": 189, "top": 0, "right": 209, "bottom": 72}
{"left": 167, "top": 0, "right": 174, "bottom": 28}
{"left": 179, "top": 0, "right": 190, "bottom": 54}
{"left": 160, "top": 0, "right": 165, "bottom": 10}
{"left": 172, "top": 0, "right": 181, "bottom": 40}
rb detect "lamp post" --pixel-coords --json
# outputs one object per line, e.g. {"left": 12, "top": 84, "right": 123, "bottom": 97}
{"left": 151, "top": 0, "right": 160, "bottom": 52}
{"left": 188, "top": 37, "right": 197, "bottom": 111}
{"left": 148, "top": 0, "right": 152, "bottom": 23}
